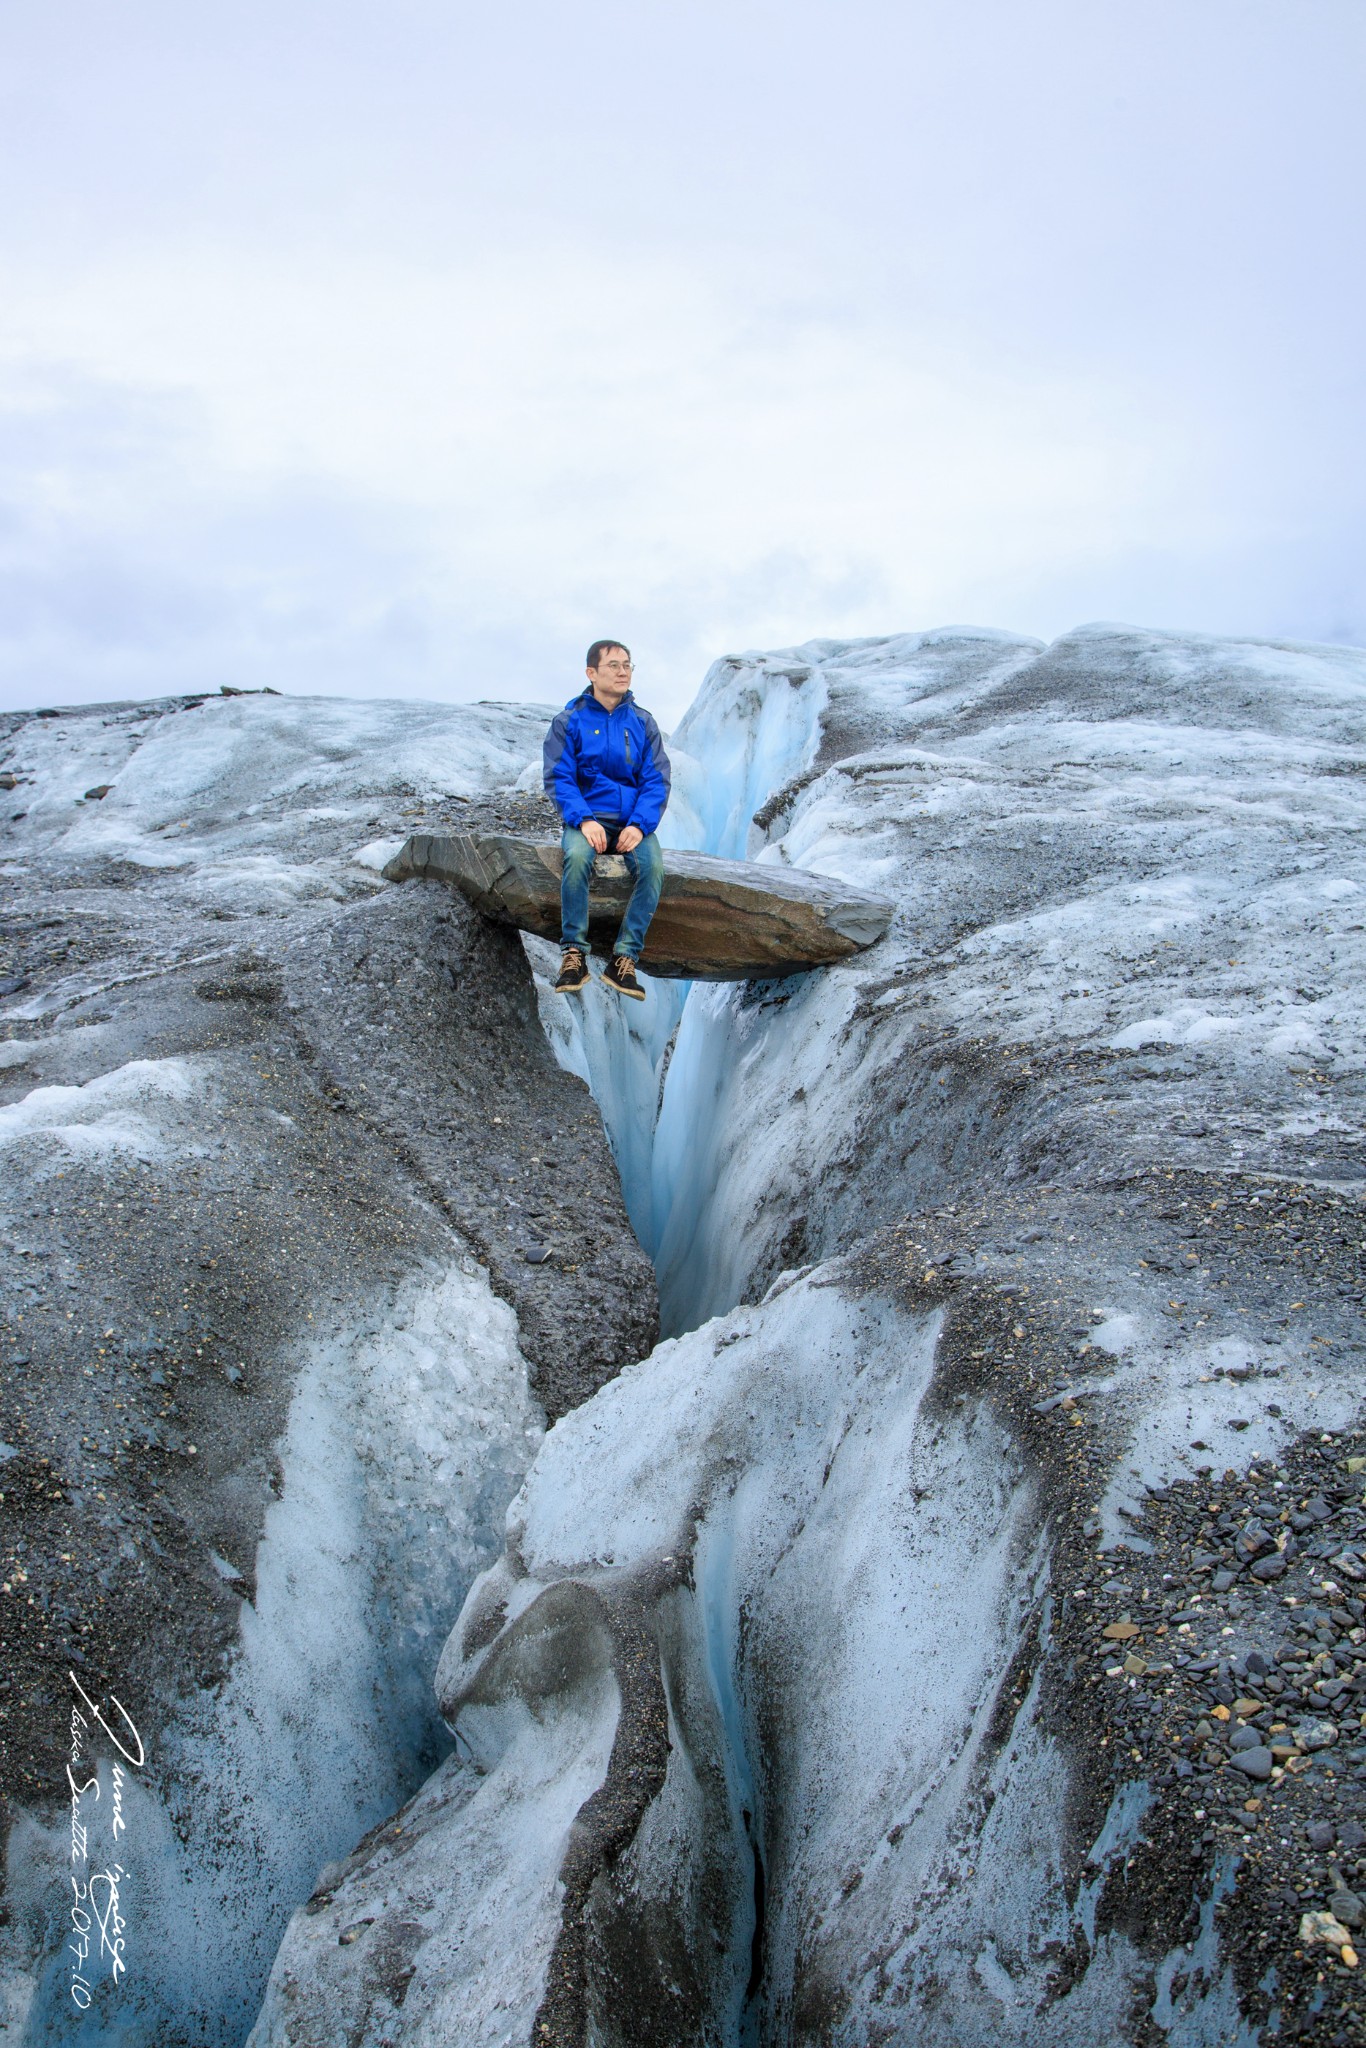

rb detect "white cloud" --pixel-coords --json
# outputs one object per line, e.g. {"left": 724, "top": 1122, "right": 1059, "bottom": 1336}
{"left": 0, "top": 245, "right": 1228, "bottom": 720}
{"left": 0, "top": 0, "right": 1362, "bottom": 721}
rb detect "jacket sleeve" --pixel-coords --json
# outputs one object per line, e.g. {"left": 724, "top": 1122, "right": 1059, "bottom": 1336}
{"left": 626, "top": 711, "right": 671, "bottom": 836}
{"left": 543, "top": 706, "right": 591, "bottom": 827}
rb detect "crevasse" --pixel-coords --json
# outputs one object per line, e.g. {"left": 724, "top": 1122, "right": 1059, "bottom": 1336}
{"left": 530, "top": 651, "right": 828, "bottom": 1334}
{"left": 509, "top": 663, "right": 831, "bottom": 2045}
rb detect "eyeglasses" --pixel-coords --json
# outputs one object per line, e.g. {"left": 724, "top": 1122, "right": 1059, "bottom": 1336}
{"left": 598, "top": 660, "right": 633, "bottom": 674}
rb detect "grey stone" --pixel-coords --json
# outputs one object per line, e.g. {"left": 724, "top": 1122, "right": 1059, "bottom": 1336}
{"left": 384, "top": 831, "right": 894, "bottom": 980}
{"left": 1338, "top": 1820, "right": 1366, "bottom": 1852}
{"left": 1211, "top": 1570, "right": 1238, "bottom": 1592}
{"left": 1307, "top": 1821, "right": 1337, "bottom": 1851}
{"left": 1229, "top": 1746, "right": 1273, "bottom": 1780}
{"left": 1250, "top": 1553, "right": 1287, "bottom": 1582}
{"left": 1229, "top": 1724, "right": 1262, "bottom": 1752}
{"left": 1297, "top": 1720, "right": 1340, "bottom": 1753}
{"left": 1330, "top": 1888, "right": 1365, "bottom": 1930}
{"left": 1235, "top": 1521, "right": 1272, "bottom": 1562}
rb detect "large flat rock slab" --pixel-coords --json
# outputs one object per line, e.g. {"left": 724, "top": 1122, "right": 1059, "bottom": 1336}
{"left": 383, "top": 831, "right": 893, "bottom": 979}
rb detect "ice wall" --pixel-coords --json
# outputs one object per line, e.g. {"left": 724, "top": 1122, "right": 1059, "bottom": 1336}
{"left": 4, "top": 1264, "right": 542, "bottom": 2048}
{"left": 463, "top": 1267, "right": 1144, "bottom": 2048}
{"left": 650, "top": 623, "right": 1366, "bottom": 1331}
{"left": 526, "top": 647, "right": 829, "bottom": 1290}
{"left": 668, "top": 651, "right": 826, "bottom": 860}
{"left": 526, "top": 939, "right": 684, "bottom": 1248}
{"left": 651, "top": 628, "right": 1045, "bottom": 1329}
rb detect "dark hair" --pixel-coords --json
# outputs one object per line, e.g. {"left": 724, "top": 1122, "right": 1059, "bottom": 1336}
{"left": 586, "top": 640, "right": 631, "bottom": 671}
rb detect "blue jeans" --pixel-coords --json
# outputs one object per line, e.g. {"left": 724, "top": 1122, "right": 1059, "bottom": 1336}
{"left": 560, "top": 822, "right": 664, "bottom": 961}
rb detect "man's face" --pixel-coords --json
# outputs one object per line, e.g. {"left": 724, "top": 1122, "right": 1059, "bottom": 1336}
{"left": 588, "top": 648, "right": 633, "bottom": 707}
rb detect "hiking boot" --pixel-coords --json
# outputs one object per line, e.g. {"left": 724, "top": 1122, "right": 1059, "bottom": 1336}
{"left": 602, "top": 953, "right": 646, "bottom": 1001}
{"left": 555, "top": 946, "right": 589, "bottom": 994}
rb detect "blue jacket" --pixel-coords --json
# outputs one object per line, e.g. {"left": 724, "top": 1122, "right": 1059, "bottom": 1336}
{"left": 543, "top": 688, "right": 671, "bottom": 837}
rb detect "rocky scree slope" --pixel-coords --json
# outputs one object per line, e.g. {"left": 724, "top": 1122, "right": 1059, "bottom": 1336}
{"left": 0, "top": 690, "right": 655, "bottom": 2048}
{"left": 254, "top": 625, "right": 1366, "bottom": 2048}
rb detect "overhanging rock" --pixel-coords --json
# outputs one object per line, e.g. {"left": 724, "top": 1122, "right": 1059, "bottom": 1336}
{"left": 383, "top": 831, "right": 893, "bottom": 979}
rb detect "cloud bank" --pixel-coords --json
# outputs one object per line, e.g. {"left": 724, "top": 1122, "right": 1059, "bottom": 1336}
{"left": 2, "top": 0, "right": 1363, "bottom": 722}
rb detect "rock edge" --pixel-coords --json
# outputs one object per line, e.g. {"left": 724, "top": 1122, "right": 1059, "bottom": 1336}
{"left": 383, "top": 830, "right": 893, "bottom": 979}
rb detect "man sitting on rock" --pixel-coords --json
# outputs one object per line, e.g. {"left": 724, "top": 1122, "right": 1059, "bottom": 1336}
{"left": 543, "top": 640, "right": 671, "bottom": 1002}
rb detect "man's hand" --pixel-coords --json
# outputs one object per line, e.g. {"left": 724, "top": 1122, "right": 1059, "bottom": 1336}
{"left": 581, "top": 819, "right": 609, "bottom": 853}
{"left": 616, "top": 824, "right": 643, "bottom": 853}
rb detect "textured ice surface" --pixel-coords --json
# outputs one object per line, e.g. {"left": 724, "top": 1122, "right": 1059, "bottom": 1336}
{"left": 0, "top": 1056, "right": 203, "bottom": 1164}
{"left": 0, "top": 688, "right": 573, "bottom": 2047}
{"left": 651, "top": 625, "right": 1366, "bottom": 1353}
{"left": 2, "top": 693, "right": 544, "bottom": 861}
{"left": 0, "top": 693, "right": 546, "bottom": 961}
{"left": 13, "top": 629, "right": 1363, "bottom": 2044}
{"left": 270, "top": 622, "right": 1366, "bottom": 2045}
{"left": 11, "top": 1266, "right": 542, "bottom": 2047}
{"left": 248, "top": 1620, "right": 620, "bottom": 2047}
{"left": 260, "top": 1264, "right": 1160, "bottom": 2045}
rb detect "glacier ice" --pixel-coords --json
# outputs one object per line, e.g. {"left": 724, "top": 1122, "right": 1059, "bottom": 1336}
{"left": 250, "top": 620, "right": 1366, "bottom": 2045}
{"left": 6, "top": 1262, "right": 543, "bottom": 2048}
{"left": 0, "top": 690, "right": 609, "bottom": 2048}
{"left": 8, "top": 621, "right": 1366, "bottom": 2045}
{"left": 648, "top": 622, "right": 1366, "bottom": 1335}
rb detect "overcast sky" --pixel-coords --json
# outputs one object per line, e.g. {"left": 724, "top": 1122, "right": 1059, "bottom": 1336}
{"left": 2, "top": 0, "right": 1363, "bottom": 722}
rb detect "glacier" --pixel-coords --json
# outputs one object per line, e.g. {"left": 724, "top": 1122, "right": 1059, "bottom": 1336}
{"left": 0, "top": 688, "right": 650, "bottom": 2046}
{"left": 4, "top": 624, "right": 1366, "bottom": 2046}
{"left": 248, "top": 623, "right": 1365, "bottom": 2045}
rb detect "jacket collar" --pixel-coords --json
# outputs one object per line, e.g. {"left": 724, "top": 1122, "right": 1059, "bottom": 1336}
{"left": 568, "top": 685, "right": 635, "bottom": 711}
